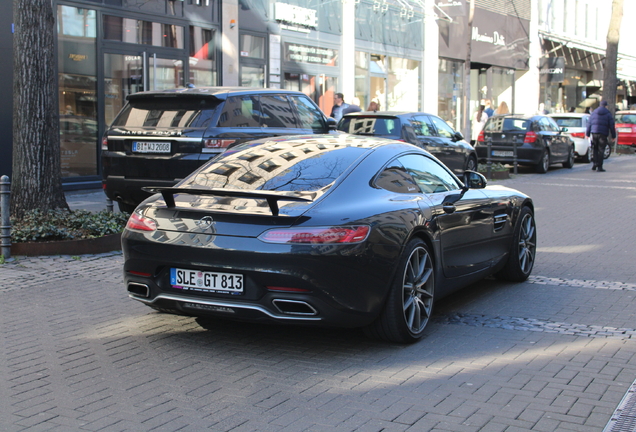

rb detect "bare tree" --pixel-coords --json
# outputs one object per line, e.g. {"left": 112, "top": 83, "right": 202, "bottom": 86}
{"left": 12, "top": 0, "right": 68, "bottom": 219}
{"left": 602, "top": 0, "right": 623, "bottom": 114}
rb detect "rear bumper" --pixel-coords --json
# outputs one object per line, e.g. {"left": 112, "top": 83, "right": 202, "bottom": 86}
{"left": 475, "top": 144, "right": 543, "bottom": 165}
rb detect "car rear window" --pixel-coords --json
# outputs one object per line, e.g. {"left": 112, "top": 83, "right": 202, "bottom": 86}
{"left": 615, "top": 113, "right": 636, "bottom": 124}
{"left": 112, "top": 98, "right": 222, "bottom": 128}
{"left": 183, "top": 140, "right": 368, "bottom": 192}
{"left": 552, "top": 117, "right": 582, "bottom": 128}
{"left": 484, "top": 117, "right": 530, "bottom": 132}
{"left": 337, "top": 117, "right": 401, "bottom": 137}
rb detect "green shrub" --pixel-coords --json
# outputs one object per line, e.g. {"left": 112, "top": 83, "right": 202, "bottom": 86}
{"left": 10, "top": 209, "right": 129, "bottom": 243}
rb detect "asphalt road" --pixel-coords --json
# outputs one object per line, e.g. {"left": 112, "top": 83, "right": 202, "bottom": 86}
{"left": 3, "top": 153, "right": 636, "bottom": 431}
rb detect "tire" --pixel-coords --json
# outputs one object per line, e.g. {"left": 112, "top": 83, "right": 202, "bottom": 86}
{"left": 118, "top": 201, "right": 137, "bottom": 214}
{"left": 495, "top": 206, "right": 536, "bottom": 282}
{"left": 582, "top": 147, "right": 591, "bottom": 163}
{"left": 364, "top": 239, "right": 435, "bottom": 344}
{"left": 536, "top": 150, "right": 550, "bottom": 173}
{"left": 464, "top": 155, "right": 478, "bottom": 172}
{"left": 562, "top": 146, "right": 574, "bottom": 168}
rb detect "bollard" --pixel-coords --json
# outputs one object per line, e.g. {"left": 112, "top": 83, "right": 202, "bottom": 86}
{"left": 0, "top": 175, "right": 11, "bottom": 260}
{"left": 486, "top": 136, "right": 492, "bottom": 180}
{"left": 106, "top": 197, "right": 114, "bottom": 213}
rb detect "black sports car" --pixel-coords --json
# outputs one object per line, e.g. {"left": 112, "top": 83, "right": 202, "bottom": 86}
{"left": 123, "top": 135, "right": 536, "bottom": 343}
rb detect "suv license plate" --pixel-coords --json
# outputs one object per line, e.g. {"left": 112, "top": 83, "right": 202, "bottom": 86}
{"left": 132, "top": 141, "right": 171, "bottom": 153}
{"left": 618, "top": 127, "right": 631, "bottom": 133}
{"left": 170, "top": 268, "right": 244, "bottom": 294}
{"left": 492, "top": 150, "right": 513, "bottom": 157}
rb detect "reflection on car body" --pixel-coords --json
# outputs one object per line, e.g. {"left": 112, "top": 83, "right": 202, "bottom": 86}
{"left": 123, "top": 134, "right": 536, "bottom": 344}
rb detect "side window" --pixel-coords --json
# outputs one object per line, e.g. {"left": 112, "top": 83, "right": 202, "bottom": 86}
{"left": 258, "top": 95, "right": 297, "bottom": 128}
{"left": 217, "top": 96, "right": 260, "bottom": 128}
{"left": 547, "top": 117, "right": 560, "bottom": 132}
{"left": 290, "top": 95, "right": 327, "bottom": 132}
{"left": 398, "top": 154, "right": 461, "bottom": 194}
{"left": 428, "top": 115, "right": 455, "bottom": 139}
{"left": 375, "top": 160, "right": 420, "bottom": 194}
{"left": 411, "top": 115, "right": 435, "bottom": 137}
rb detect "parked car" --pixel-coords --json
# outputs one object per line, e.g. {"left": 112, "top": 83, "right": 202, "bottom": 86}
{"left": 101, "top": 87, "right": 337, "bottom": 213}
{"left": 336, "top": 111, "right": 477, "bottom": 174}
{"left": 475, "top": 114, "right": 575, "bottom": 173}
{"left": 615, "top": 111, "right": 636, "bottom": 148}
{"left": 122, "top": 134, "right": 536, "bottom": 344}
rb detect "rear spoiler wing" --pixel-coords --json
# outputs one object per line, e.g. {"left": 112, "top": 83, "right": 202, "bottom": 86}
{"left": 142, "top": 187, "right": 313, "bottom": 217}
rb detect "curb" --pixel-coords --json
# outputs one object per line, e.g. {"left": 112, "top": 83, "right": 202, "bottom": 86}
{"left": 10, "top": 233, "right": 122, "bottom": 256}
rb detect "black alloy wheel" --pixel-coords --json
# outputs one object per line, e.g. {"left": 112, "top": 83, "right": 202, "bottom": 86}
{"left": 365, "top": 238, "right": 435, "bottom": 344}
{"left": 562, "top": 146, "right": 575, "bottom": 168}
{"left": 536, "top": 150, "right": 550, "bottom": 173}
{"left": 495, "top": 206, "right": 536, "bottom": 282}
{"left": 465, "top": 155, "right": 477, "bottom": 172}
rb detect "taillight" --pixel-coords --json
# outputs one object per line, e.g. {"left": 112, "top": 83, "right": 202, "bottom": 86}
{"left": 266, "top": 286, "right": 311, "bottom": 293}
{"left": 202, "top": 139, "right": 236, "bottom": 152}
{"left": 128, "top": 270, "right": 152, "bottom": 277}
{"left": 258, "top": 226, "right": 370, "bottom": 244}
{"left": 126, "top": 212, "right": 157, "bottom": 232}
{"left": 101, "top": 137, "right": 108, "bottom": 151}
{"left": 477, "top": 131, "right": 485, "bottom": 143}
{"left": 524, "top": 131, "right": 537, "bottom": 143}
{"left": 570, "top": 132, "right": 585, "bottom": 138}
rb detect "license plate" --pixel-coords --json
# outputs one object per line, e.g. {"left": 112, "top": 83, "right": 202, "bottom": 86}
{"left": 170, "top": 268, "right": 244, "bottom": 294}
{"left": 618, "top": 127, "right": 632, "bottom": 133}
{"left": 132, "top": 141, "right": 171, "bottom": 153}
{"left": 492, "top": 150, "right": 513, "bottom": 157}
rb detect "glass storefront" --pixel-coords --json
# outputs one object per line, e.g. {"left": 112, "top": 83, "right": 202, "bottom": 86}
{"left": 438, "top": 58, "right": 463, "bottom": 131}
{"left": 355, "top": 52, "right": 420, "bottom": 112}
{"left": 57, "top": 6, "right": 98, "bottom": 178}
{"left": 189, "top": 27, "right": 217, "bottom": 86}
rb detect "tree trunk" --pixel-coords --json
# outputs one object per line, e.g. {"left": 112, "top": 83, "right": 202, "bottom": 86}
{"left": 603, "top": 0, "right": 623, "bottom": 115}
{"left": 462, "top": 0, "right": 475, "bottom": 142}
{"left": 12, "top": 0, "right": 68, "bottom": 219}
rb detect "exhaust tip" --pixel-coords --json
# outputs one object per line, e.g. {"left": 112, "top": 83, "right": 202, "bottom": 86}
{"left": 128, "top": 282, "right": 150, "bottom": 298}
{"left": 272, "top": 299, "right": 318, "bottom": 316}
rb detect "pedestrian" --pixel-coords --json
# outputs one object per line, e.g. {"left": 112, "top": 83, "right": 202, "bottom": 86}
{"left": 367, "top": 98, "right": 380, "bottom": 112}
{"left": 585, "top": 100, "right": 616, "bottom": 172}
{"left": 330, "top": 93, "right": 349, "bottom": 121}
{"left": 342, "top": 97, "right": 362, "bottom": 115}
{"left": 484, "top": 99, "right": 494, "bottom": 117}
{"left": 471, "top": 105, "right": 488, "bottom": 145}
{"left": 494, "top": 101, "right": 509, "bottom": 116}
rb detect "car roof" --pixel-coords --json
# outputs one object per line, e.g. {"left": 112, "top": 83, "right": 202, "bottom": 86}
{"left": 616, "top": 111, "right": 636, "bottom": 114}
{"left": 229, "top": 133, "right": 408, "bottom": 151}
{"left": 549, "top": 113, "right": 589, "bottom": 118}
{"left": 342, "top": 111, "right": 435, "bottom": 118}
{"left": 126, "top": 86, "right": 310, "bottom": 101}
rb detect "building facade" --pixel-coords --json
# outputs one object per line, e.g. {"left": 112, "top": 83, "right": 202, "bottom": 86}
{"left": 0, "top": 0, "right": 633, "bottom": 189}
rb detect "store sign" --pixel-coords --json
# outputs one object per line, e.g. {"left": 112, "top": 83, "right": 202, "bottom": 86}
{"left": 284, "top": 43, "right": 337, "bottom": 66}
{"left": 435, "top": 0, "right": 466, "bottom": 17}
{"left": 472, "top": 27, "right": 506, "bottom": 47}
{"left": 539, "top": 57, "right": 565, "bottom": 83}
{"left": 275, "top": 3, "right": 317, "bottom": 28}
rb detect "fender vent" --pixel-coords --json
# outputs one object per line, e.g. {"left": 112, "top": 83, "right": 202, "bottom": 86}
{"left": 494, "top": 213, "right": 508, "bottom": 232}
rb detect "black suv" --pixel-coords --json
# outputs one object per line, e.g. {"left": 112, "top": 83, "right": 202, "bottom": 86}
{"left": 102, "top": 87, "right": 336, "bottom": 212}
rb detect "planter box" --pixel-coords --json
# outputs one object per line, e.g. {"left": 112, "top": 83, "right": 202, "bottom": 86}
{"left": 11, "top": 233, "right": 122, "bottom": 256}
{"left": 479, "top": 170, "right": 510, "bottom": 180}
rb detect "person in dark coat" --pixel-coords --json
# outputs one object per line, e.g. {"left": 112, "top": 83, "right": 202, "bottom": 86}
{"left": 585, "top": 100, "right": 616, "bottom": 172}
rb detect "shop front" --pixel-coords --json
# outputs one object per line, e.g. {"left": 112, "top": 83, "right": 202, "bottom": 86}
{"left": 437, "top": 2, "right": 529, "bottom": 132}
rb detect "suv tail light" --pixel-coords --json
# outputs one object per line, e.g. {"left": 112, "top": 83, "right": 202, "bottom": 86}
{"left": 202, "top": 139, "right": 236, "bottom": 153}
{"left": 102, "top": 137, "right": 108, "bottom": 151}
{"left": 524, "top": 131, "right": 537, "bottom": 143}
{"left": 477, "top": 131, "right": 485, "bottom": 143}
{"left": 570, "top": 132, "right": 585, "bottom": 139}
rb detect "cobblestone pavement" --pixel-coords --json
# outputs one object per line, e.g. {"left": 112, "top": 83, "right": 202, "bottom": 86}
{"left": 1, "top": 154, "right": 636, "bottom": 431}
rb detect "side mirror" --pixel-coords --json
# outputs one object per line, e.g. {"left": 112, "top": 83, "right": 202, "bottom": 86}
{"left": 453, "top": 131, "right": 464, "bottom": 142}
{"left": 560, "top": 127, "right": 568, "bottom": 133}
{"left": 463, "top": 170, "right": 487, "bottom": 189}
{"left": 327, "top": 117, "right": 338, "bottom": 130}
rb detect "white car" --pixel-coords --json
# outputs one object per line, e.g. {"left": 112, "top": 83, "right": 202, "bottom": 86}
{"left": 549, "top": 113, "right": 611, "bottom": 162}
